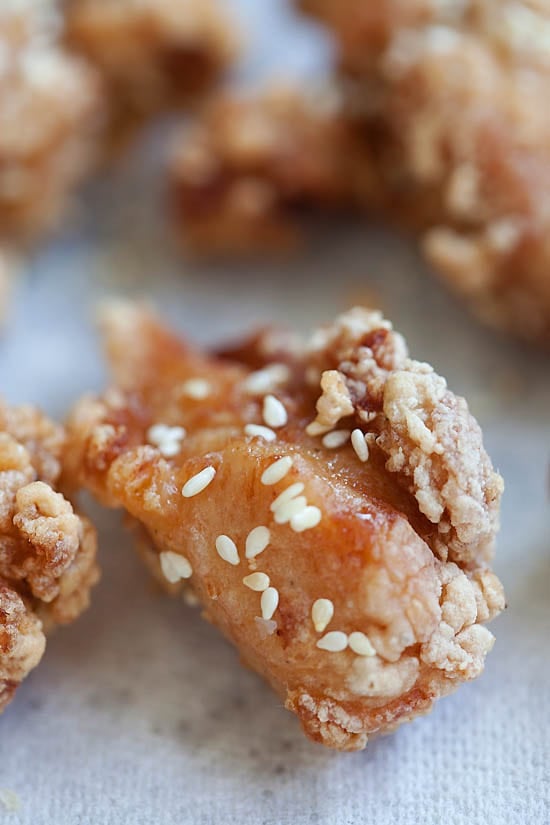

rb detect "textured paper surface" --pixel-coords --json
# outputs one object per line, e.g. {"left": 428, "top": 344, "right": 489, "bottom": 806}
{"left": 1, "top": 2, "right": 549, "bottom": 823}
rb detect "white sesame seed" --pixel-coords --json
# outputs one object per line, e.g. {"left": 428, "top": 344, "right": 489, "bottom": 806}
{"left": 311, "top": 598, "right": 334, "bottom": 633}
{"left": 316, "top": 631, "right": 348, "bottom": 652}
{"left": 180, "top": 378, "right": 211, "bottom": 400}
{"left": 160, "top": 551, "right": 193, "bottom": 583}
{"left": 215, "top": 535, "right": 240, "bottom": 566}
{"left": 290, "top": 505, "right": 322, "bottom": 533}
{"left": 348, "top": 631, "right": 376, "bottom": 656}
{"left": 262, "top": 395, "right": 288, "bottom": 428}
{"left": 261, "top": 456, "right": 293, "bottom": 486}
{"left": 273, "top": 496, "right": 307, "bottom": 525}
{"left": 182, "top": 466, "right": 216, "bottom": 497}
{"left": 243, "top": 572, "right": 270, "bottom": 592}
{"left": 270, "top": 482, "right": 305, "bottom": 512}
{"left": 245, "top": 526, "right": 270, "bottom": 559}
{"left": 322, "top": 429, "right": 351, "bottom": 449}
{"left": 244, "top": 363, "right": 291, "bottom": 395}
{"left": 261, "top": 587, "right": 279, "bottom": 620}
{"left": 351, "top": 428, "right": 369, "bottom": 462}
{"left": 147, "top": 424, "right": 186, "bottom": 457}
{"left": 244, "top": 424, "right": 277, "bottom": 442}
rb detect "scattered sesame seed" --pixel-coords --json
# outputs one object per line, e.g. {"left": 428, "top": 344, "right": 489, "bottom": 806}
{"left": 245, "top": 526, "right": 270, "bottom": 559}
{"left": 311, "top": 598, "right": 334, "bottom": 633}
{"left": 244, "top": 424, "right": 277, "bottom": 442}
{"left": 270, "top": 482, "right": 305, "bottom": 512}
{"left": 147, "top": 424, "right": 186, "bottom": 457}
{"left": 322, "top": 429, "right": 351, "bottom": 449}
{"left": 182, "top": 466, "right": 216, "bottom": 497}
{"left": 244, "top": 363, "right": 291, "bottom": 395}
{"left": 261, "top": 456, "right": 293, "bottom": 486}
{"left": 243, "top": 572, "right": 270, "bottom": 592}
{"left": 273, "top": 496, "right": 307, "bottom": 525}
{"left": 290, "top": 505, "right": 322, "bottom": 533}
{"left": 261, "top": 587, "right": 279, "bottom": 620}
{"left": 348, "top": 632, "right": 376, "bottom": 657}
{"left": 351, "top": 428, "right": 369, "bottom": 462}
{"left": 160, "top": 551, "right": 193, "bottom": 583}
{"left": 316, "top": 631, "right": 348, "bottom": 652}
{"left": 215, "top": 535, "right": 240, "bottom": 566}
{"left": 180, "top": 378, "right": 211, "bottom": 400}
{"left": 262, "top": 395, "right": 288, "bottom": 428}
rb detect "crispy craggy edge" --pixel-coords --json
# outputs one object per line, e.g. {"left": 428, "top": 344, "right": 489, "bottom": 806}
{"left": 306, "top": 308, "right": 504, "bottom": 566}
{"left": 0, "top": 400, "right": 99, "bottom": 713}
{"left": 63, "top": 304, "right": 505, "bottom": 749}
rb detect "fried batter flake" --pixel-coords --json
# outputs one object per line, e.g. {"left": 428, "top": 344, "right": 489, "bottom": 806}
{"left": 0, "top": 399, "right": 99, "bottom": 713}
{"left": 65, "top": 303, "right": 504, "bottom": 750}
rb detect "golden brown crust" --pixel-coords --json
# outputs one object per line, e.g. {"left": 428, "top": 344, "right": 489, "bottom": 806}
{"left": 64, "top": 0, "right": 238, "bottom": 146}
{"left": 65, "top": 303, "right": 503, "bottom": 750}
{"left": 0, "top": 4, "right": 103, "bottom": 240}
{"left": 0, "top": 399, "right": 99, "bottom": 712}
{"left": 168, "top": 87, "right": 352, "bottom": 255}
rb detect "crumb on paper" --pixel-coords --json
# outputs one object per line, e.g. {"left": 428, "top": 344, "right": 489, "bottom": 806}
{"left": 0, "top": 788, "right": 20, "bottom": 813}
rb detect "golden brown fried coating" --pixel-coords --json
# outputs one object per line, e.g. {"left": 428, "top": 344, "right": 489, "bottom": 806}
{"left": 169, "top": 87, "right": 352, "bottom": 254}
{"left": 0, "top": 3, "right": 103, "bottom": 240}
{"left": 0, "top": 399, "right": 99, "bottom": 713}
{"left": 299, "top": 0, "right": 550, "bottom": 344}
{"left": 65, "top": 303, "right": 503, "bottom": 750}
{"left": 64, "top": 0, "right": 237, "bottom": 144}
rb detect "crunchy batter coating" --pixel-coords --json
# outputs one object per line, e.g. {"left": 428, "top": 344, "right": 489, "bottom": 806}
{"left": 64, "top": 0, "right": 237, "bottom": 144}
{"left": 65, "top": 303, "right": 504, "bottom": 750}
{"left": 174, "top": 1, "right": 550, "bottom": 344}
{"left": 299, "top": 0, "right": 550, "bottom": 344}
{"left": 0, "top": 2, "right": 103, "bottom": 240}
{"left": 169, "top": 87, "right": 351, "bottom": 254}
{"left": 0, "top": 400, "right": 99, "bottom": 713}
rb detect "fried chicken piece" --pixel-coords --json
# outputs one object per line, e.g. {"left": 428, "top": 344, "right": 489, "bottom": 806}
{"left": 65, "top": 303, "right": 503, "bottom": 750}
{"left": 0, "top": 399, "right": 99, "bottom": 713}
{"left": 169, "top": 87, "right": 352, "bottom": 254}
{"left": 298, "top": 0, "right": 550, "bottom": 344}
{"left": 64, "top": 0, "right": 238, "bottom": 145}
{"left": 0, "top": 2, "right": 104, "bottom": 241}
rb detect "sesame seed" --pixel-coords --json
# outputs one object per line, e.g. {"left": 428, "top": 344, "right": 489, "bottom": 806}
{"left": 244, "top": 363, "right": 291, "bottom": 395}
{"left": 244, "top": 424, "right": 277, "bottom": 442}
{"left": 261, "top": 456, "right": 293, "bottom": 486}
{"left": 245, "top": 526, "right": 270, "bottom": 559}
{"left": 273, "top": 496, "right": 307, "bottom": 525}
{"left": 351, "top": 428, "right": 369, "bottom": 462}
{"left": 243, "top": 572, "right": 270, "bottom": 592}
{"left": 348, "top": 632, "right": 376, "bottom": 657}
{"left": 261, "top": 587, "right": 279, "bottom": 620}
{"left": 215, "top": 535, "right": 240, "bottom": 566}
{"left": 160, "top": 551, "right": 193, "bottom": 583}
{"left": 311, "top": 598, "right": 334, "bottom": 633}
{"left": 180, "top": 378, "right": 211, "bottom": 400}
{"left": 322, "top": 429, "right": 351, "bottom": 449}
{"left": 270, "top": 482, "right": 305, "bottom": 512}
{"left": 182, "top": 466, "right": 216, "bottom": 497}
{"left": 262, "top": 395, "right": 288, "bottom": 428}
{"left": 290, "top": 505, "right": 322, "bottom": 533}
{"left": 316, "top": 631, "right": 348, "bottom": 652}
{"left": 147, "top": 424, "right": 186, "bottom": 457}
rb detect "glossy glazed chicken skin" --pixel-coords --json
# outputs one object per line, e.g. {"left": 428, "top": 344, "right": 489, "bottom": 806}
{"left": 0, "top": 400, "right": 99, "bottom": 713}
{"left": 65, "top": 304, "right": 504, "bottom": 750}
